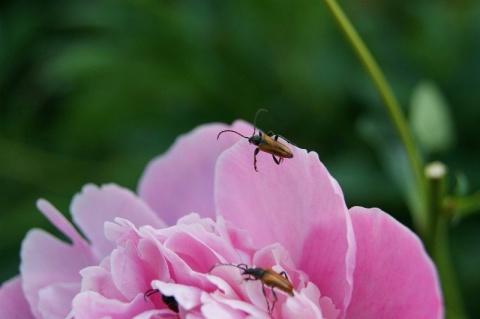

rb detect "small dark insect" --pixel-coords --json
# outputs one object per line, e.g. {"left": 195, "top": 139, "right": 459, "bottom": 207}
{"left": 210, "top": 263, "right": 294, "bottom": 314}
{"left": 217, "top": 109, "right": 295, "bottom": 172}
{"left": 144, "top": 288, "right": 179, "bottom": 313}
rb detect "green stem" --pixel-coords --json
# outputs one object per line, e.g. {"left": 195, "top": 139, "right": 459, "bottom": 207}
{"left": 323, "top": 0, "right": 429, "bottom": 238}
{"left": 433, "top": 214, "right": 468, "bottom": 319}
{"left": 323, "top": 1, "right": 468, "bottom": 317}
{"left": 426, "top": 163, "right": 468, "bottom": 319}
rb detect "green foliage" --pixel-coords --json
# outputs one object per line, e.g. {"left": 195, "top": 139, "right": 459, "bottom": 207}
{"left": 410, "top": 81, "right": 456, "bottom": 154}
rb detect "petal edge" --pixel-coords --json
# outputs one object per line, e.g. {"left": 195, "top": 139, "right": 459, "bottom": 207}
{"left": 346, "top": 207, "right": 443, "bottom": 319}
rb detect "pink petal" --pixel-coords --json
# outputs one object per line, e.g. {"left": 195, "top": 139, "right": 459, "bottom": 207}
{"left": 319, "top": 296, "right": 341, "bottom": 319}
{"left": 244, "top": 279, "right": 271, "bottom": 312}
{"left": 200, "top": 296, "right": 246, "bottom": 319}
{"left": 161, "top": 220, "right": 241, "bottom": 271}
{"left": 72, "top": 291, "right": 148, "bottom": 319}
{"left": 132, "top": 309, "right": 178, "bottom": 319}
{"left": 215, "top": 143, "right": 355, "bottom": 316}
{"left": 138, "top": 121, "right": 252, "bottom": 225}
{"left": 71, "top": 184, "right": 166, "bottom": 258}
{"left": 141, "top": 229, "right": 217, "bottom": 292}
{"left": 215, "top": 144, "right": 346, "bottom": 260}
{"left": 36, "top": 199, "right": 90, "bottom": 249}
{"left": 37, "top": 282, "right": 80, "bottom": 319}
{"left": 300, "top": 209, "right": 356, "bottom": 319}
{"left": 205, "top": 274, "right": 243, "bottom": 301}
{"left": 21, "top": 202, "right": 98, "bottom": 319}
{"left": 346, "top": 207, "right": 443, "bottom": 319}
{"left": 134, "top": 236, "right": 171, "bottom": 284}
{"left": 107, "top": 221, "right": 173, "bottom": 291}
{"left": 201, "top": 291, "right": 269, "bottom": 319}
{"left": 110, "top": 241, "right": 153, "bottom": 300}
{"left": 0, "top": 276, "right": 35, "bottom": 319}
{"left": 151, "top": 281, "right": 203, "bottom": 311}
{"left": 295, "top": 283, "right": 340, "bottom": 319}
{"left": 105, "top": 218, "right": 144, "bottom": 247}
{"left": 283, "top": 290, "right": 323, "bottom": 319}
{"left": 79, "top": 265, "right": 124, "bottom": 300}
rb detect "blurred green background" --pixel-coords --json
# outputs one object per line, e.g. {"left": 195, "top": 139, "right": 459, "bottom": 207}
{"left": 1, "top": 0, "right": 479, "bottom": 316}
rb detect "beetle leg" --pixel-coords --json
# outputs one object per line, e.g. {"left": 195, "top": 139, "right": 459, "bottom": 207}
{"left": 243, "top": 274, "right": 255, "bottom": 281}
{"left": 261, "top": 283, "right": 271, "bottom": 314}
{"left": 144, "top": 288, "right": 160, "bottom": 301}
{"left": 279, "top": 271, "right": 289, "bottom": 280}
{"left": 270, "top": 287, "right": 278, "bottom": 314}
{"left": 266, "top": 131, "right": 274, "bottom": 137}
{"left": 254, "top": 148, "right": 260, "bottom": 172}
{"left": 272, "top": 155, "right": 280, "bottom": 165}
{"left": 272, "top": 155, "right": 284, "bottom": 165}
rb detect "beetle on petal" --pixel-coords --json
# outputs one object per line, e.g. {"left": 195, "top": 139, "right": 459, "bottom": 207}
{"left": 217, "top": 109, "right": 295, "bottom": 172}
{"left": 210, "top": 263, "right": 294, "bottom": 314}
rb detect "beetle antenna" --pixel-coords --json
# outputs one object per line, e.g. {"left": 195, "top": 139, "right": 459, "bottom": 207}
{"left": 217, "top": 130, "right": 249, "bottom": 140}
{"left": 209, "top": 263, "right": 247, "bottom": 273}
{"left": 252, "top": 109, "right": 267, "bottom": 135}
{"left": 144, "top": 288, "right": 160, "bottom": 301}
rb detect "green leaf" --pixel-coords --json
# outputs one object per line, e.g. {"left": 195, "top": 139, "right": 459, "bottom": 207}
{"left": 448, "top": 191, "right": 480, "bottom": 221}
{"left": 410, "top": 80, "right": 456, "bottom": 154}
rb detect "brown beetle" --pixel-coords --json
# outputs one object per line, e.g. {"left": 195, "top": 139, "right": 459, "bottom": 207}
{"left": 210, "top": 263, "right": 294, "bottom": 314}
{"left": 217, "top": 109, "right": 295, "bottom": 172}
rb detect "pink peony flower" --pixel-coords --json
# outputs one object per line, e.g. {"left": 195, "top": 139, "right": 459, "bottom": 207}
{"left": 0, "top": 120, "right": 443, "bottom": 318}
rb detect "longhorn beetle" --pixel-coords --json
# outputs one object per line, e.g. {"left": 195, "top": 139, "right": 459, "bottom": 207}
{"left": 217, "top": 109, "right": 295, "bottom": 172}
{"left": 209, "top": 263, "right": 294, "bottom": 314}
{"left": 144, "top": 288, "right": 179, "bottom": 313}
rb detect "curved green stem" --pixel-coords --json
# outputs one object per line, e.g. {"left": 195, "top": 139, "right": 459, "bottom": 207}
{"left": 323, "top": 1, "right": 468, "bottom": 317}
{"left": 323, "top": 0, "right": 428, "bottom": 238}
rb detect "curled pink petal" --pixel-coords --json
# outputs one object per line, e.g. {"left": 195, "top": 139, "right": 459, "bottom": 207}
{"left": 0, "top": 276, "right": 35, "bottom": 319}
{"left": 79, "top": 264, "right": 123, "bottom": 300}
{"left": 71, "top": 184, "right": 166, "bottom": 258}
{"left": 346, "top": 207, "right": 443, "bottom": 319}
{"left": 72, "top": 291, "right": 148, "bottom": 319}
{"left": 132, "top": 309, "right": 179, "bottom": 319}
{"left": 138, "top": 121, "right": 252, "bottom": 225}
{"left": 36, "top": 199, "right": 89, "bottom": 248}
{"left": 294, "top": 283, "right": 340, "bottom": 319}
{"left": 20, "top": 201, "right": 97, "bottom": 319}
{"left": 283, "top": 291, "right": 323, "bottom": 319}
{"left": 201, "top": 291, "right": 270, "bottom": 319}
{"left": 151, "top": 281, "right": 203, "bottom": 311}
{"left": 37, "top": 282, "right": 79, "bottom": 319}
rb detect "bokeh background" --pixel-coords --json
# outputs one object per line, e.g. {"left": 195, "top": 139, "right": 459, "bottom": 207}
{"left": 1, "top": 0, "right": 479, "bottom": 316}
